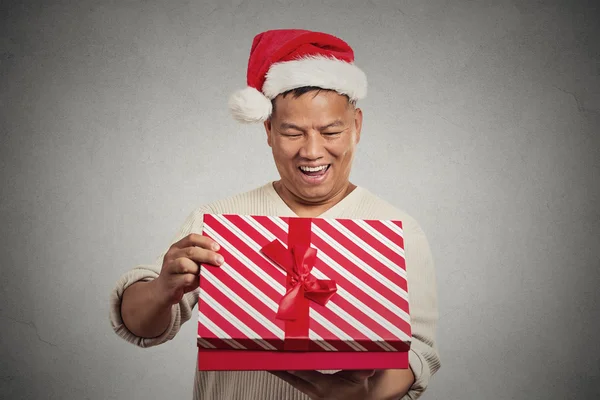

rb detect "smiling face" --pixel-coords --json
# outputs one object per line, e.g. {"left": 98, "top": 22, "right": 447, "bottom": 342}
{"left": 264, "top": 88, "right": 363, "bottom": 212}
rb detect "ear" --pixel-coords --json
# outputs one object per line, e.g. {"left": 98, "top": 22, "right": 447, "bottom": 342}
{"left": 264, "top": 119, "right": 273, "bottom": 147}
{"left": 354, "top": 107, "right": 363, "bottom": 144}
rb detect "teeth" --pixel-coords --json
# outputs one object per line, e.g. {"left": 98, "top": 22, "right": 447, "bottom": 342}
{"left": 300, "top": 165, "right": 328, "bottom": 172}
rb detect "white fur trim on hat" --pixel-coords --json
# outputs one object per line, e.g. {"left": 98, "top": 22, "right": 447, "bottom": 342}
{"left": 263, "top": 55, "right": 368, "bottom": 101}
{"left": 228, "top": 86, "right": 273, "bottom": 123}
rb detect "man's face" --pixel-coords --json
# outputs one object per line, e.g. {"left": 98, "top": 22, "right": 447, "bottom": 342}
{"left": 264, "top": 89, "right": 363, "bottom": 204}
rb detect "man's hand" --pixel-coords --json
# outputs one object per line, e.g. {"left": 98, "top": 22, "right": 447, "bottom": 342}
{"left": 156, "top": 233, "right": 224, "bottom": 305}
{"left": 270, "top": 369, "right": 414, "bottom": 400}
{"left": 121, "top": 233, "right": 223, "bottom": 338}
{"left": 270, "top": 370, "right": 375, "bottom": 400}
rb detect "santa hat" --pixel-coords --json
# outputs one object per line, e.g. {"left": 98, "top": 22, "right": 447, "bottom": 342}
{"left": 228, "top": 29, "right": 368, "bottom": 123}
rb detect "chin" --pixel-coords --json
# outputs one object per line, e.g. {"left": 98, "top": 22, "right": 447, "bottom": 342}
{"left": 296, "top": 182, "right": 336, "bottom": 200}
{"left": 279, "top": 166, "right": 344, "bottom": 201}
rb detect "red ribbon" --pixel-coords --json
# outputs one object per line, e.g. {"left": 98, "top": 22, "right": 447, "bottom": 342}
{"left": 260, "top": 218, "right": 337, "bottom": 351}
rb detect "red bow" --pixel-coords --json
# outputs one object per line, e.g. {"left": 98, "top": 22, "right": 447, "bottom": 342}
{"left": 260, "top": 219, "right": 337, "bottom": 350}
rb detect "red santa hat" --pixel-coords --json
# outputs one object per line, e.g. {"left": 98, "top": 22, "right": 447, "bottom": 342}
{"left": 228, "top": 29, "right": 368, "bottom": 123}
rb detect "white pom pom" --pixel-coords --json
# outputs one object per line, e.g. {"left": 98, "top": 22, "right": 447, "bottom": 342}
{"left": 228, "top": 87, "right": 273, "bottom": 123}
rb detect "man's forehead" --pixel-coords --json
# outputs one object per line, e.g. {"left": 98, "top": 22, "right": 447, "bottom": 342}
{"left": 278, "top": 119, "right": 346, "bottom": 131}
{"left": 275, "top": 88, "right": 349, "bottom": 102}
{"left": 273, "top": 91, "right": 353, "bottom": 112}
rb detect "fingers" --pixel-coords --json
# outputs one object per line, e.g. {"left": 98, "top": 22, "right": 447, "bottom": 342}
{"left": 171, "top": 246, "right": 224, "bottom": 268}
{"left": 172, "top": 233, "right": 220, "bottom": 252}
{"left": 290, "top": 369, "right": 374, "bottom": 386}
{"left": 276, "top": 370, "right": 374, "bottom": 399}
{"left": 172, "top": 257, "right": 201, "bottom": 275}
{"left": 168, "top": 233, "right": 224, "bottom": 268}
{"left": 155, "top": 266, "right": 200, "bottom": 305}
{"left": 287, "top": 370, "right": 328, "bottom": 386}
{"left": 334, "top": 369, "right": 377, "bottom": 383}
{"left": 269, "top": 371, "right": 319, "bottom": 398}
{"left": 181, "top": 273, "right": 199, "bottom": 291}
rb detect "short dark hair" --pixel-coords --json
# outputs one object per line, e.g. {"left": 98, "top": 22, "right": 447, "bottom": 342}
{"left": 279, "top": 86, "right": 328, "bottom": 99}
{"left": 270, "top": 86, "right": 355, "bottom": 117}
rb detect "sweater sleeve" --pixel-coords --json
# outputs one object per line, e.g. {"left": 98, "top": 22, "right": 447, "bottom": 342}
{"left": 401, "top": 218, "right": 442, "bottom": 399}
{"left": 108, "top": 208, "right": 206, "bottom": 348}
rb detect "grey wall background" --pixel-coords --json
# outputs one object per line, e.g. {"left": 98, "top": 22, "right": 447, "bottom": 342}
{"left": 1, "top": 0, "right": 599, "bottom": 399}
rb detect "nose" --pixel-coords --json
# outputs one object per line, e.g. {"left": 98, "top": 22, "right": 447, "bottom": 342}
{"left": 298, "top": 131, "right": 325, "bottom": 160}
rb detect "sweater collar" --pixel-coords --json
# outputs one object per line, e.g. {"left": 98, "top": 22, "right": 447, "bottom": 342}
{"left": 263, "top": 181, "right": 364, "bottom": 219}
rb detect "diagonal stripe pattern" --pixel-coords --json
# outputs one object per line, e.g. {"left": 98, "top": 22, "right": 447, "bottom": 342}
{"left": 197, "top": 214, "right": 411, "bottom": 352}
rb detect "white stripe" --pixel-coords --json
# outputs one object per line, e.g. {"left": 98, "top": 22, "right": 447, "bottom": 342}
{"left": 381, "top": 220, "right": 404, "bottom": 237}
{"left": 310, "top": 272, "right": 411, "bottom": 344}
{"left": 248, "top": 216, "right": 407, "bottom": 349}
{"left": 307, "top": 331, "right": 338, "bottom": 351}
{"left": 243, "top": 216, "right": 282, "bottom": 246}
{"left": 223, "top": 339, "right": 244, "bottom": 349}
{"left": 311, "top": 229, "right": 409, "bottom": 308}
{"left": 240, "top": 215, "right": 287, "bottom": 248}
{"left": 306, "top": 309, "right": 369, "bottom": 351}
{"left": 196, "top": 338, "right": 217, "bottom": 349}
{"left": 310, "top": 303, "right": 396, "bottom": 351}
{"left": 202, "top": 226, "right": 287, "bottom": 339}
{"left": 310, "top": 222, "right": 408, "bottom": 287}
{"left": 198, "top": 312, "right": 246, "bottom": 349}
{"left": 203, "top": 225, "right": 286, "bottom": 295}
{"left": 354, "top": 220, "right": 405, "bottom": 258}
{"left": 200, "top": 290, "right": 278, "bottom": 351}
{"left": 207, "top": 218, "right": 286, "bottom": 288}
{"left": 325, "top": 219, "right": 407, "bottom": 279}
{"left": 268, "top": 217, "right": 410, "bottom": 321}
{"left": 202, "top": 268, "right": 284, "bottom": 340}
{"left": 315, "top": 248, "right": 410, "bottom": 320}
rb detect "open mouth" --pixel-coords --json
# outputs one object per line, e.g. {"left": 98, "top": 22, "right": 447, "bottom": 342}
{"left": 298, "top": 164, "right": 331, "bottom": 177}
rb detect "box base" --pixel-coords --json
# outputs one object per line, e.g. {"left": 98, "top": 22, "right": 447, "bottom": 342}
{"left": 198, "top": 348, "right": 409, "bottom": 371}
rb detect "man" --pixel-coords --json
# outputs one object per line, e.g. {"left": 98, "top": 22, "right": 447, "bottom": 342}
{"left": 110, "top": 29, "right": 440, "bottom": 400}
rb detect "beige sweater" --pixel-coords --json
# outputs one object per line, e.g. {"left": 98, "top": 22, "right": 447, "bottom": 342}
{"left": 109, "top": 182, "right": 441, "bottom": 399}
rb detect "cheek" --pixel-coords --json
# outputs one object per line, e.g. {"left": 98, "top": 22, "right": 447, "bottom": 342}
{"left": 332, "top": 142, "right": 355, "bottom": 161}
{"left": 272, "top": 142, "right": 298, "bottom": 161}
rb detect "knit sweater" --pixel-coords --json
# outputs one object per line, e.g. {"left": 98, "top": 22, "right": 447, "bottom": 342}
{"left": 109, "top": 182, "right": 441, "bottom": 399}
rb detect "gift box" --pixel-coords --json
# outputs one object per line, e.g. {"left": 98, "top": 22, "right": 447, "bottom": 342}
{"left": 197, "top": 214, "right": 411, "bottom": 370}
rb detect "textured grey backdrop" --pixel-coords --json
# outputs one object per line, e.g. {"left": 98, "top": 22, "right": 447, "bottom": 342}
{"left": 1, "top": 0, "right": 599, "bottom": 399}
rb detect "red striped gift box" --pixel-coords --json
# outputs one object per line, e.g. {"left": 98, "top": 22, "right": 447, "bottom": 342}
{"left": 196, "top": 214, "right": 411, "bottom": 371}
